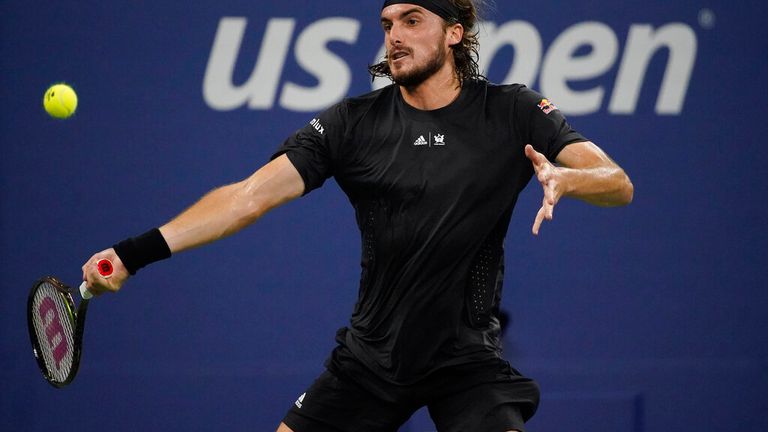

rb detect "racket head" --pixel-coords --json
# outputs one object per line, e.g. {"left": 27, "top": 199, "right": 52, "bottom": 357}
{"left": 27, "top": 276, "right": 87, "bottom": 388}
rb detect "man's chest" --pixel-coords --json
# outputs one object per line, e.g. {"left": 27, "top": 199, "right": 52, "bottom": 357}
{"left": 335, "top": 115, "right": 525, "bottom": 203}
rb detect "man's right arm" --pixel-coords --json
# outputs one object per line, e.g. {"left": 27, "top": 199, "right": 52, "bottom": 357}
{"left": 159, "top": 154, "right": 304, "bottom": 252}
{"left": 82, "top": 154, "right": 305, "bottom": 294}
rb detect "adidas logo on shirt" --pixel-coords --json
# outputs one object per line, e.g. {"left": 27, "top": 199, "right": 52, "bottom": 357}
{"left": 414, "top": 135, "right": 428, "bottom": 146}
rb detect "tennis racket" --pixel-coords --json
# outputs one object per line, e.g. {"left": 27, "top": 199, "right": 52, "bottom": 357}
{"left": 27, "top": 258, "right": 113, "bottom": 388}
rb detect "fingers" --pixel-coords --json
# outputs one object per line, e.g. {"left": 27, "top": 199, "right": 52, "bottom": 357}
{"left": 525, "top": 144, "right": 548, "bottom": 169}
{"left": 82, "top": 256, "right": 106, "bottom": 296}
{"left": 535, "top": 162, "right": 557, "bottom": 210}
{"left": 527, "top": 146, "right": 555, "bottom": 190}
{"left": 527, "top": 143, "right": 560, "bottom": 236}
{"left": 532, "top": 196, "right": 555, "bottom": 235}
{"left": 81, "top": 249, "right": 128, "bottom": 296}
{"left": 532, "top": 206, "right": 545, "bottom": 235}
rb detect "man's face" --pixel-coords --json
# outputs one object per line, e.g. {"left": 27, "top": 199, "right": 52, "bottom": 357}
{"left": 380, "top": 4, "right": 450, "bottom": 87}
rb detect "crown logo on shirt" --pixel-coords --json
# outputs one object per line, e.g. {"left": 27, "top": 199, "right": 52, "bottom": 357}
{"left": 434, "top": 134, "right": 445, "bottom": 145}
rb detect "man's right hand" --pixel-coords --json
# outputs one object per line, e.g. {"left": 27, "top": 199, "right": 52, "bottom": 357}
{"left": 81, "top": 249, "right": 130, "bottom": 296}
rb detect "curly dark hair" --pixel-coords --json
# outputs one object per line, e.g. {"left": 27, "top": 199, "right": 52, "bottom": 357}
{"left": 369, "top": 0, "right": 490, "bottom": 83}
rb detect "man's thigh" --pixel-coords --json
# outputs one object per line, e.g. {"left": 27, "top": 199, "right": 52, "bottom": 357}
{"left": 281, "top": 370, "right": 416, "bottom": 432}
{"left": 427, "top": 362, "right": 540, "bottom": 432}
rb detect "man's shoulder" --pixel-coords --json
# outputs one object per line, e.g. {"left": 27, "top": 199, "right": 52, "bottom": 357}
{"left": 477, "top": 80, "right": 533, "bottom": 98}
{"left": 322, "top": 84, "right": 397, "bottom": 126}
{"left": 315, "top": 85, "right": 395, "bottom": 126}
{"left": 471, "top": 81, "right": 549, "bottom": 113}
{"left": 344, "top": 84, "right": 397, "bottom": 109}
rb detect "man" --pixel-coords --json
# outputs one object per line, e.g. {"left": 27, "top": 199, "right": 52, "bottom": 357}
{"left": 83, "top": 1, "right": 633, "bottom": 431}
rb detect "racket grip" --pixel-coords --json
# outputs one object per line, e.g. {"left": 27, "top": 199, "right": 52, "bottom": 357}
{"left": 79, "top": 281, "right": 93, "bottom": 300}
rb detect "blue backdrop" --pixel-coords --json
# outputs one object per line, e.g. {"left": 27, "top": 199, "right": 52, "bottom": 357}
{"left": 2, "top": 1, "right": 766, "bottom": 431}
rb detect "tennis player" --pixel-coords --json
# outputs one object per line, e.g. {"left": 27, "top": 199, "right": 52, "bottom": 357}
{"left": 83, "top": 1, "right": 633, "bottom": 430}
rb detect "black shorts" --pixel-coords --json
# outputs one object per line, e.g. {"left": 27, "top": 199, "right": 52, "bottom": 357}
{"left": 282, "top": 346, "right": 540, "bottom": 432}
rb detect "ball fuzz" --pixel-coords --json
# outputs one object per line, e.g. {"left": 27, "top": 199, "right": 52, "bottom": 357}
{"left": 43, "top": 84, "right": 78, "bottom": 119}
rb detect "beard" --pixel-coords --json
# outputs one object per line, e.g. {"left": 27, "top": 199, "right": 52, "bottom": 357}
{"left": 389, "top": 45, "right": 448, "bottom": 88}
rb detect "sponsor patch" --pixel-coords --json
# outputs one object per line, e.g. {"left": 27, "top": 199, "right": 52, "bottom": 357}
{"left": 537, "top": 98, "right": 558, "bottom": 115}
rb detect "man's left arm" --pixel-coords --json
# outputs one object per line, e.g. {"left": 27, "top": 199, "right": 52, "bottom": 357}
{"left": 525, "top": 141, "right": 634, "bottom": 235}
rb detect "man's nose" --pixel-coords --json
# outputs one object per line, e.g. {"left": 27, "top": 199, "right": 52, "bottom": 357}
{"left": 388, "top": 23, "right": 403, "bottom": 46}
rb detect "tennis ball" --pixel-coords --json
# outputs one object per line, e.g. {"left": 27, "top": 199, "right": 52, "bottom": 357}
{"left": 43, "top": 83, "right": 78, "bottom": 119}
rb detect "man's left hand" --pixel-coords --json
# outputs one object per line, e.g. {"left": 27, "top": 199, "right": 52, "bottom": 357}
{"left": 525, "top": 144, "right": 566, "bottom": 235}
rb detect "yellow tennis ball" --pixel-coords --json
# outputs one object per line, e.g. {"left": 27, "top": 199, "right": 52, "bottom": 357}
{"left": 43, "top": 84, "right": 78, "bottom": 119}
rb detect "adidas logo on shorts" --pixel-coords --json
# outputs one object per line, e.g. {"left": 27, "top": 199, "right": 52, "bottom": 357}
{"left": 295, "top": 392, "right": 306, "bottom": 409}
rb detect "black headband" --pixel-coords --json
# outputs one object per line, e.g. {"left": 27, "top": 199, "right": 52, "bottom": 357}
{"left": 381, "top": 0, "right": 460, "bottom": 22}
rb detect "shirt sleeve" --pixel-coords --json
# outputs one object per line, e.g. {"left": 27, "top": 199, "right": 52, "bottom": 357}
{"left": 514, "top": 86, "right": 587, "bottom": 161}
{"left": 271, "top": 101, "right": 348, "bottom": 195}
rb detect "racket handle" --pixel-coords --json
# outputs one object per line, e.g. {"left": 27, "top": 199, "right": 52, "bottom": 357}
{"left": 79, "top": 281, "right": 93, "bottom": 300}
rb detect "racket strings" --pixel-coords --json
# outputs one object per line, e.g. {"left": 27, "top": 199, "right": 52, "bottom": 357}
{"left": 31, "top": 281, "right": 76, "bottom": 383}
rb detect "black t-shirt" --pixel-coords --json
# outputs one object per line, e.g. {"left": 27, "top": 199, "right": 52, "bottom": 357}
{"left": 273, "top": 80, "right": 586, "bottom": 384}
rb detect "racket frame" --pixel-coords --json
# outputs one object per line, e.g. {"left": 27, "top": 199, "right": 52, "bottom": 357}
{"left": 27, "top": 276, "right": 90, "bottom": 388}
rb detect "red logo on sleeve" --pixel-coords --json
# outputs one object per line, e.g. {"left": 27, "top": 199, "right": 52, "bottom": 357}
{"left": 537, "top": 98, "right": 558, "bottom": 115}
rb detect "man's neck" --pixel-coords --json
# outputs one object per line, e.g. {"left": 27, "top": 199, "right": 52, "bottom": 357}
{"left": 398, "top": 65, "right": 461, "bottom": 111}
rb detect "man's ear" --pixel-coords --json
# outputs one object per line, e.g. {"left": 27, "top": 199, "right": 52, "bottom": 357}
{"left": 447, "top": 23, "right": 464, "bottom": 46}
